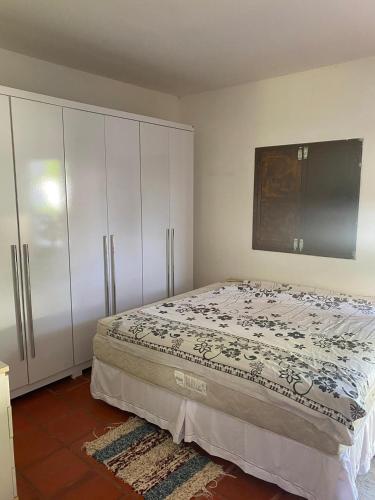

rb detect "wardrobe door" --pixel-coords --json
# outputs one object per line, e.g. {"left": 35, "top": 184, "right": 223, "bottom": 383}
{"left": 63, "top": 109, "right": 108, "bottom": 364}
{"left": 105, "top": 117, "right": 142, "bottom": 314}
{"left": 0, "top": 96, "right": 28, "bottom": 391}
{"left": 169, "top": 129, "right": 194, "bottom": 295}
{"left": 140, "top": 123, "right": 170, "bottom": 304}
{"left": 11, "top": 98, "right": 73, "bottom": 383}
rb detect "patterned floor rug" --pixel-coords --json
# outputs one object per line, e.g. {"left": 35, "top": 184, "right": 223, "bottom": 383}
{"left": 84, "top": 417, "right": 225, "bottom": 499}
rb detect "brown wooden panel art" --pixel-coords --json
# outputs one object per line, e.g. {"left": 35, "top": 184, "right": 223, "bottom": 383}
{"left": 253, "top": 145, "right": 302, "bottom": 253}
{"left": 252, "top": 139, "right": 362, "bottom": 259}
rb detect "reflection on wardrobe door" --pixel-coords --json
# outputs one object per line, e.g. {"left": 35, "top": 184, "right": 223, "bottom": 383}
{"left": 0, "top": 95, "right": 28, "bottom": 391}
{"left": 11, "top": 98, "right": 73, "bottom": 383}
{"left": 140, "top": 123, "right": 170, "bottom": 304}
{"left": 63, "top": 109, "right": 108, "bottom": 364}
{"left": 169, "top": 129, "right": 194, "bottom": 295}
{"left": 105, "top": 117, "right": 142, "bottom": 313}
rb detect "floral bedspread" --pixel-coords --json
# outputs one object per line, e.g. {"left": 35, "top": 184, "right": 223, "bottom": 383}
{"left": 106, "top": 281, "right": 375, "bottom": 442}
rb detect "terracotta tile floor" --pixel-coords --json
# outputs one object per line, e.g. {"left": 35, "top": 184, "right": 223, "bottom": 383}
{"left": 13, "top": 370, "right": 303, "bottom": 499}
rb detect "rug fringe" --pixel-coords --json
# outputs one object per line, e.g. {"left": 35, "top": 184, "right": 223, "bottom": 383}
{"left": 221, "top": 471, "right": 237, "bottom": 479}
{"left": 84, "top": 417, "right": 142, "bottom": 455}
{"left": 194, "top": 470, "right": 236, "bottom": 498}
{"left": 105, "top": 422, "right": 125, "bottom": 431}
{"left": 194, "top": 485, "right": 212, "bottom": 498}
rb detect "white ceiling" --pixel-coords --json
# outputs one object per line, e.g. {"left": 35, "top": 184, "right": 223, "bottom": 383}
{"left": 0, "top": 0, "right": 374, "bottom": 96}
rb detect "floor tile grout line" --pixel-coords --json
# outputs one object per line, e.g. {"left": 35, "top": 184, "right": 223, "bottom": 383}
{"left": 35, "top": 466, "right": 93, "bottom": 500}
{"left": 14, "top": 411, "right": 101, "bottom": 467}
{"left": 48, "top": 378, "right": 131, "bottom": 426}
{"left": 14, "top": 376, "right": 133, "bottom": 498}
{"left": 13, "top": 378, "right": 103, "bottom": 472}
{"left": 17, "top": 469, "right": 44, "bottom": 499}
{"left": 14, "top": 382, "right": 102, "bottom": 430}
{"left": 67, "top": 433, "right": 137, "bottom": 495}
{"left": 44, "top": 469, "right": 95, "bottom": 500}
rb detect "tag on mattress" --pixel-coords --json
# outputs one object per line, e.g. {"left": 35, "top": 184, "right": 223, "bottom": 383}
{"left": 174, "top": 370, "right": 207, "bottom": 396}
{"left": 174, "top": 371, "right": 185, "bottom": 387}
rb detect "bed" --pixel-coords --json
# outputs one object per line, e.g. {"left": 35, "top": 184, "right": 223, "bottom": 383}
{"left": 91, "top": 280, "right": 375, "bottom": 499}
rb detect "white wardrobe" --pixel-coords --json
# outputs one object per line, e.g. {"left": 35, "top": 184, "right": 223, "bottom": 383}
{"left": 141, "top": 124, "right": 194, "bottom": 304}
{"left": 0, "top": 86, "right": 193, "bottom": 396}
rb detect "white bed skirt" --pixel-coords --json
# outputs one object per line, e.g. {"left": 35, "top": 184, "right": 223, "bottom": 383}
{"left": 90, "top": 357, "right": 375, "bottom": 500}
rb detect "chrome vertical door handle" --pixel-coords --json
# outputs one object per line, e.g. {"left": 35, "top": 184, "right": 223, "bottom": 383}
{"left": 166, "top": 228, "right": 170, "bottom": 298}
{"left": 22, "top": 244, "right": 35, "bottom": 358}
{"left": 103, "top": 235, "right": 110, "bottom": 316}
{"left": 11, "top": 245, "right": 25, "bottom": 361}
{"left": 110, "top": 234, "right": 116, "bottom": 315}
{"left": 171, "top": 228, "right": 175, "bottom": 297}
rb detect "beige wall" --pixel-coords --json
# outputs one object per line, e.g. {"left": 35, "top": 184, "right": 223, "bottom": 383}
{"left": 0, "top": 48, "right": 180, "bottom": 121}
{"left": 181, "top": 57, "right": 375, "bottom": 295}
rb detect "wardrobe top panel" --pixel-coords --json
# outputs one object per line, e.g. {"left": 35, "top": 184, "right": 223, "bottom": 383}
{"left": 0, "top": 84, "right": 193, "bottom": 132}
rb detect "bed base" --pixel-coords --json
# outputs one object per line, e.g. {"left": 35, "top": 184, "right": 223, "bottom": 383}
{"left": 91, "top": 357, "right": 374, "bottom": 500}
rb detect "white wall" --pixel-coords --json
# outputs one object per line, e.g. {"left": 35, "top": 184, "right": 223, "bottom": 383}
{"left": 181, "top": 57, "right": 375, "bottom": 295}
{"left": 0, "top": 48, "right": 180, "bottom": 121}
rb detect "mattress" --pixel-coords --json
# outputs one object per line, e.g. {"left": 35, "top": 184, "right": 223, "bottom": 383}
{"left": 93, "top": 280, "right": 375, "bottom": 455}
